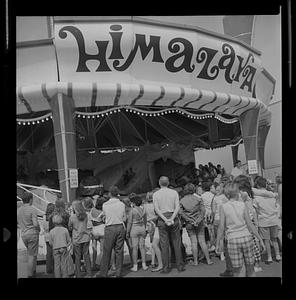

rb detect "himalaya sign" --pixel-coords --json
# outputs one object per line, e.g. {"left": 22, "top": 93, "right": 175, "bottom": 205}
{"left": 55, "top": 22, "right": 261, "bottom": 95}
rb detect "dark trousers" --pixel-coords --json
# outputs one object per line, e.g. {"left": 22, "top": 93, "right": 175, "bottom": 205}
{"left": 158, "top": 214, "right": 183, "bottom": 270}
{"left": 169, "top": 231, "right": 186, "bottom": 264}
{"left": 46, "top": 242, "right": 54, "bottom": 274}
{"left": 100, "top": 224, "right": 125, "bottom": 277}
{"left": 73, "top": 241, "right": 91, "bottom": 277}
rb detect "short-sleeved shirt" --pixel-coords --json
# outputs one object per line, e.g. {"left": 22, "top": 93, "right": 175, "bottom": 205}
{"left": 17, "top": 204, "right": 40, "bottom": 235}
{"left": 179, "top": 194, "right": 205, "bottom": 224}
{"left": 103, "top": 198, "right": 126, "bottom": 226}
{"left": 153, "top": 187, "right": 179, "bottom": 214}
{"left": 49, "top": 226, "right": 71, "bottom": 250}
{"left": 68, "top": 214, "right": 90, "bottom": 244}
{"left": 253, "top": 190, "right": 279, "bottom": 227}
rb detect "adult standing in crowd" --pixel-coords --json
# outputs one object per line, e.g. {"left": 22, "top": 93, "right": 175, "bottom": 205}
{"left": 230, "top": 160, "right": 245, "bottom": 178}
{"left": 153, "top": 176, "right": 185, "bottom": 274}
{"left": 17, "top": 191, "right": 41, "bottom": 278}
{"left": 179, "top": 183, "right": 213, "bottom": 266}
{"left": 98, "top": 186, "right": 126, "bottom": 278}
{"left": 253, "top": 176, "right": 281, "bottom": 264}
{"left": 216, "top": 182, "right": 265, "bottom": 277}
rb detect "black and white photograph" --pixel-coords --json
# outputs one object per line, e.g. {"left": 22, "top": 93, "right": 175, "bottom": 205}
{"left": 15, "top": 11, "right": 284, "bottom": 281}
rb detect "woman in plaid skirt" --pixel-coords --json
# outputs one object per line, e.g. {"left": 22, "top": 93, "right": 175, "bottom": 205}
{"left": 216, "top": 182, "right": 265, "bottom": 277}
{"left": 233, "top": 175, "right": 263, "bottom": 272}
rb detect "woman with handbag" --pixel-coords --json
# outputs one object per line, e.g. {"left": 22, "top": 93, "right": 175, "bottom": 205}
{"left": 179, "top": 183, "right": 213, "bottom": 266}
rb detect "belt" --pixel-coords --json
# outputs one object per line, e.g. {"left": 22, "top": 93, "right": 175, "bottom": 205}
{"left": 105, "top": 223, "right": 124, "bottom": 227}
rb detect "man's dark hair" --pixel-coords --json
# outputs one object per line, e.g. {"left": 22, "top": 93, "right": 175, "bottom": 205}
{"left": 130, "top": 195, "right": 143, "bottom": 207}
{"left": 109, "top": 186, "right": 119, "bottom": 197}
{"left": 201, "top": 181, "right": 212, "bottom": 192}
{"left": 22, "top": 191, "right": 33, "bottom": 204}
{"left": 254, "top": 176, "right": 267, "bottom": 189}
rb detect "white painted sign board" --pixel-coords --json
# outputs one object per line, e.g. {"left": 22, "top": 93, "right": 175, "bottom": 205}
{"left": 69, "top": 168, "right": 79, "bottom": 188}
{"left": 247, "top": 160, "right": 258, "bottom": 174}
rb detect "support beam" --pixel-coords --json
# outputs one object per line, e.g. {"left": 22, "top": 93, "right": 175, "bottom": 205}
{"left": 257, "top": 124, "right": 271, "bottom": 170}
{"left": 50, "top": 93, "right": 77, "bottom": 203}
{"left": 239, "top": 108, "right": 260, "bottom": 175}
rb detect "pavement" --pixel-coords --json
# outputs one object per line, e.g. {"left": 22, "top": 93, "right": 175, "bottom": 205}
{"left": 18, "top": 251, "right": 282, "bottom": 278}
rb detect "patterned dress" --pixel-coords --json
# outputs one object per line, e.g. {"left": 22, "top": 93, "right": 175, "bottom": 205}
{"left": 247, "top": 201, "right": 261, "bottom": 263}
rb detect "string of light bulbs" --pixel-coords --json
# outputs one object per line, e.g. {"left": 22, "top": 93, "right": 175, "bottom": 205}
{"left": 16, "top": 106, "right": 239, "bottom": 125}
{"left": 17, "top": 113, "right": 53, "bottom": 125}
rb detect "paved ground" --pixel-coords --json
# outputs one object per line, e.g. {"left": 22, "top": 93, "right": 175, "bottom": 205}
{"left": 18, "top": 252, "right": 282, "bottom": 278}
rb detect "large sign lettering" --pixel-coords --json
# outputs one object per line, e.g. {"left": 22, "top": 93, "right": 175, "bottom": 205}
{"left": 54, "top": 22, "right": 261, "bottom": 96}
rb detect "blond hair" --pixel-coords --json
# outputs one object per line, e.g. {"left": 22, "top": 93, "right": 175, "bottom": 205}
{"left": 224, "top": 182, "right": 239, "bottom": 200}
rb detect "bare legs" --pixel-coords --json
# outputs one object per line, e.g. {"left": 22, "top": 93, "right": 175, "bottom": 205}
{"left": 27, "top": 255, "right": 37, "bottom": 277}
{"left": 151, "top": 237, "right": 163, "bottom": 270}
{"left": 131, "top": 235, "right": 147, "bottom": 271}
{"left": 197, "top": 229, "right": 213, "bottom": 264}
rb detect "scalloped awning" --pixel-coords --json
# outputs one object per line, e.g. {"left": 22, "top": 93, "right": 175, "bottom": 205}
{"left": 16, "top": 82, "right": 270, "bottom": 117}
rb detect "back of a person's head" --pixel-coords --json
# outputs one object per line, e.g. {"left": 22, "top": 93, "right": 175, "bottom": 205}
{"left": 94, "top": 197, "right": 106, "bottom": 210}
{"left": 201, "top": 180, "right": 212, "bottom": 192}
{"left": 83, "top": 197, "right": 94, "bottom": 210}
{"left": 109, "top": 186, "right": 119, "bottom": 197}
{"left": 72, "top": 200, "right": 87, "bottom": 221}
{"left": 233, "top": 175, "right": 254, "bottom": 198}
{"left": 52, "top": 214, "right": 63, "bottom": 225}
{"left": 45, "top": 203, "right": 55, "bottom": 219}
{"left": 21, "top": 191, "right": 33, "bottom": 204}
{"left": 131, "top": 195, "right": 143, "bottom": 207}
{"left": 183, "top": 183, "right": 196, "bottom": 195}
{"left": 146, "top": 191, "right": 154, "bottom": 203}
{"left": 55, "top": 198, "right": 66, "bottom": 210}
{"left": 159, "top": 176, "right": 169, "bottom": 187}
{"left": 220, "top": 175, "right": 232, "bottom": 185}
{"left": 224, "top": 183, "right": 239, "bottom": 200}
{"left": 254, "top": 176, "right": 267, "bottom": 189}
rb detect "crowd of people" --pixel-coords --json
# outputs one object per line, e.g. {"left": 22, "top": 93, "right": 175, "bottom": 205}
{"left": 17, "top": 162, "right": 282, "bottom": 278}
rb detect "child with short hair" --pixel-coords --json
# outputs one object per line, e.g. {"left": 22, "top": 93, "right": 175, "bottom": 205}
{"left": 68, "top": 200, "right": 92, "bottom": 277}
{"left": 49, "top": 214, "right": 73, "bottom": 278}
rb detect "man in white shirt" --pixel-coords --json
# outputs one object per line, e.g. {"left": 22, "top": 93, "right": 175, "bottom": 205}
{"left": 231, "top": 160, "right": 244, "bottom": 178}
{"left": 98, "top": 186, "right": 126, "bottom": 277}
{"left": 153, "top": 176, "right": 185, "bottom": 273}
